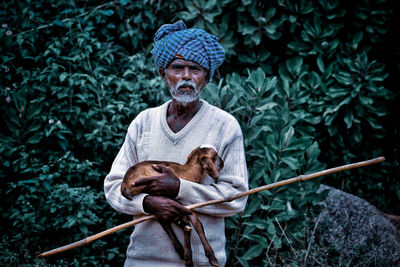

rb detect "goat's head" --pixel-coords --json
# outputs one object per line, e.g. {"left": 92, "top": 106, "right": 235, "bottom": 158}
{"left": 197, "top": 145, "right": 224, "bottom": 180}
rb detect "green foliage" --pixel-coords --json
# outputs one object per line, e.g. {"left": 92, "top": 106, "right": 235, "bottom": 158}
{"left": 0, "top": 0, "right": 398, "bottom": 266}
{"left": 203, "top": 69, "right": 327, "bottom": 266}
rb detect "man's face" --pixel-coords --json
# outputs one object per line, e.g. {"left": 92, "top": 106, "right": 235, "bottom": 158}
{"left": 162, "top": 59, "right": 208, "bottom": 105}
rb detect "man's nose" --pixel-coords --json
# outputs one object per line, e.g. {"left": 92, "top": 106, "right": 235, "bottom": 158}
{"left": 182, "top": 67, "right": 191, "bottom": 80}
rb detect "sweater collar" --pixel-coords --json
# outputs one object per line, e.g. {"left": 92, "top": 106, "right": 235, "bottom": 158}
{"left": 160, "top": 99, "right": 209, "bottom": 143}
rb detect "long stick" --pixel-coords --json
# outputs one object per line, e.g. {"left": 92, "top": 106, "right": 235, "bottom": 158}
{"left": 38, "top": 156, "right": 385, "bottom": 258}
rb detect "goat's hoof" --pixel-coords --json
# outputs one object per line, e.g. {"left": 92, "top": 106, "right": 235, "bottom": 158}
{"left": 206, "top": 252, "right": 218, "bottom": 267}
{"left": 209, "top": 260, "right": 219, "bottom": 267}
{"left": 183, "top": 225, "right": 192, "bottom": 232}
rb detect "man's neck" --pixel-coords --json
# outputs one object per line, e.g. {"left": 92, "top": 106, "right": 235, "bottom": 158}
{"left": 168, "top": 99, "right": 202, "bottom": 117}
{"left": 167, "top": 99, "right": 202, "bottom": 133}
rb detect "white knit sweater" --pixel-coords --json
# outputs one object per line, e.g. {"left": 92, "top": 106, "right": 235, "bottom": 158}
{"left": 104, "top": 99, "right": 248, "bottom": 266}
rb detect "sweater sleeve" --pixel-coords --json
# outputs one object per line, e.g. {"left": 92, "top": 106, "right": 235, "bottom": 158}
{"left": 176, "top": 118, "right": 249, "bottom": 217}
{"left": 104, "top": 114, "right": 148, "bottom": 215}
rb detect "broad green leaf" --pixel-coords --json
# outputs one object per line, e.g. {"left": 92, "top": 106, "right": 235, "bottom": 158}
{"left": 241, "top": 244, "right": 264, "bottom": 260}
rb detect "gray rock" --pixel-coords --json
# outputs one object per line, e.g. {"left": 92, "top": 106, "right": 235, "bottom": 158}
{"left": 316, "top": 185, "right": 400, "bottom": 266}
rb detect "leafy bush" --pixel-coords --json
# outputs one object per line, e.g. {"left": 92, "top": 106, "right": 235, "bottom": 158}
{"left": 203, "top": 69, "right": 327, "bottom": 266}
{"left": 1, "top": 0, "right": 398, "bottom": 266}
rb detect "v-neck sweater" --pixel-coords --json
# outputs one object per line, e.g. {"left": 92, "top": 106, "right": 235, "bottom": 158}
{"left": 104, "top": 99, "right": 248, "bottom": 266}
{"left": 161, "top": 101, "right": 207, "bottom": 144}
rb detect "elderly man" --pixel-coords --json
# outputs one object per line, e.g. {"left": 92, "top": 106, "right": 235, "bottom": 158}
{"left": 104, "top": 20, "right": 248, "bottom": 266}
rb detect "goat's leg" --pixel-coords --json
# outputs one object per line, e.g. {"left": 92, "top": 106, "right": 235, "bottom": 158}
{"left": 158, "top": 220, "right": 185, "bottom": 260}
{"left": 175, "top": 216, "right": 193, "bottom": 267}
{"left": 187, "top": 213, "right": 219, "bottom": 267}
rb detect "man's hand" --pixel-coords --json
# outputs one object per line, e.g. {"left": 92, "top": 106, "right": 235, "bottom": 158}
{"left": 132, "top": 164, "right": 180, "bottom": 199}
{"left": 143, "top": 195, "right": 192, "bottom": 222}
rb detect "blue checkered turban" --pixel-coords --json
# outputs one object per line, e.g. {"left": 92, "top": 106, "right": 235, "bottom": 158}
{"left": 151, "top": 20, "right": 225, "bottom": 80}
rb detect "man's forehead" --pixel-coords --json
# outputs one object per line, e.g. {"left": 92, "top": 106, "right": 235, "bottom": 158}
{"left": 168, "top": 58, "right": 205, "bottom": 68}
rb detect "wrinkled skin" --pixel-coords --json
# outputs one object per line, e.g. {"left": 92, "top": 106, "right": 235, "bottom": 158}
{"left": 134, "top": 164, "right": 181, "bottom": 199}
{"left": 137, "top": 165, "right": 184, "bottom": 221}
{"left": 143, "top": 195, "right": 192, "bottom": 222}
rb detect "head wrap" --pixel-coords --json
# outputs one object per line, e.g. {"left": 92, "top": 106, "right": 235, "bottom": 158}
{"left": 151, "top": 20, "right": 225, "bottom": 80}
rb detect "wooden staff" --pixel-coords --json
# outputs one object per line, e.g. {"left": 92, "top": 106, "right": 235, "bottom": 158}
{"left": 38, "top": 156, "right": 385, "bottom": 258}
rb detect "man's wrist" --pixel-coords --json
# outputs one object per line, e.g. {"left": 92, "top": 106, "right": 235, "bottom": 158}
{"left": 142, "top": 195, "right": 151, "bottom": 213}
{"left": 171, "top": 177, "right": 181, "bottom": 199}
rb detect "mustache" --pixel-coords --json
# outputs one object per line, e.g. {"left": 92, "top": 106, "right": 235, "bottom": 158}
{"left": 176, "top": 80, "right": 197, "bottom": 90}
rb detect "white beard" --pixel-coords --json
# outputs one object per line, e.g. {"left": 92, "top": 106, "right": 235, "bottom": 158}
{"left": 167, "top": 78, "right": 202, "bottom": 105}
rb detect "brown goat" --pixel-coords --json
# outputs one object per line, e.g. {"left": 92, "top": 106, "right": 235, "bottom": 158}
{"left": 121, "top": 145, "right": 224, "bottom": 267}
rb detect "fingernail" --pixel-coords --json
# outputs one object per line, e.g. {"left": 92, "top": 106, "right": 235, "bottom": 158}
{"left": 131, "top": 182, "right": 135, "bottom": 187}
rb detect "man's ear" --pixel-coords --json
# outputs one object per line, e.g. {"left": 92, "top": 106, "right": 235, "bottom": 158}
{"left": 196, "top": 70, "right": 209, "bottom": 92}
{"left": 200, "top": 74, "right": 209, "bottom": 91}
{"left": 205, "top": 71, "right": 210, "bottom": 84}
{"left": 200, "top": 80, "right": 208, "bottom": 92}
{"left": 159, "top": 68, "right": 167, "bottom": 84}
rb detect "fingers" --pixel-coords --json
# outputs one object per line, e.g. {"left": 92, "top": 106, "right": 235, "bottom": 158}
{"left": 171, "top": 200, "right": 192, "bottom": 215}
{"left": 161, "top": 206, "right": 191, "bottom": 222}
{"left": 132, "top": 177, "right": 153, "bottom": 187}
{"left": 133, "top": 165, "right": 173, "bottom": 187}
{"left": 151, "top": 164, "right": 163, "bottom": 172}
{"left": 143, "top": 196, "right": 191, "bottom": 221}
{"left": 173, "top": 202, "right": 192, "bottom": 215}
{"left": 151, "top": 164, "right": 171, "bottom": 174}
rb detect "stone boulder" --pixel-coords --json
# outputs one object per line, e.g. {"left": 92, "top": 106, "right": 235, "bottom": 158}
{"left": 315, "top": 185, "right": 400, "bottom": 266}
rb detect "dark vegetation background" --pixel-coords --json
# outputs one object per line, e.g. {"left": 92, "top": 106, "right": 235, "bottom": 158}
{"left": 1, "top": 0, "right": 398, "bottom": 266}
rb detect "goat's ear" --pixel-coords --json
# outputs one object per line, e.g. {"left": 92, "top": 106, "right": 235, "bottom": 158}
{"left": 201, "top": 157, "right": 219, "bottom": 179}
{"left": 217, "top": 155, "right": 224, "bottom": 171}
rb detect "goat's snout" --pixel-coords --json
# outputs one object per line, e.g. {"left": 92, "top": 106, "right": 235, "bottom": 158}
{"left": 196, "top": 145, "right": 224, "bottom": 181}
{"left": 202, "top": 152, "right": 224, "bottom": 180}
{"left": 121, "top": 186, "right": 132, "bottom": 200}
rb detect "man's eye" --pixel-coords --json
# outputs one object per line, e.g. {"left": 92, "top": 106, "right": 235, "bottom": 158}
{"left": 191, "top": 68, "right": 202, "bottom": 73}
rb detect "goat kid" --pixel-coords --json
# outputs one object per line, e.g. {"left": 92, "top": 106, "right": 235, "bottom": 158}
{"left": 121, "top": 145, "right": 224, "bottom": 267}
